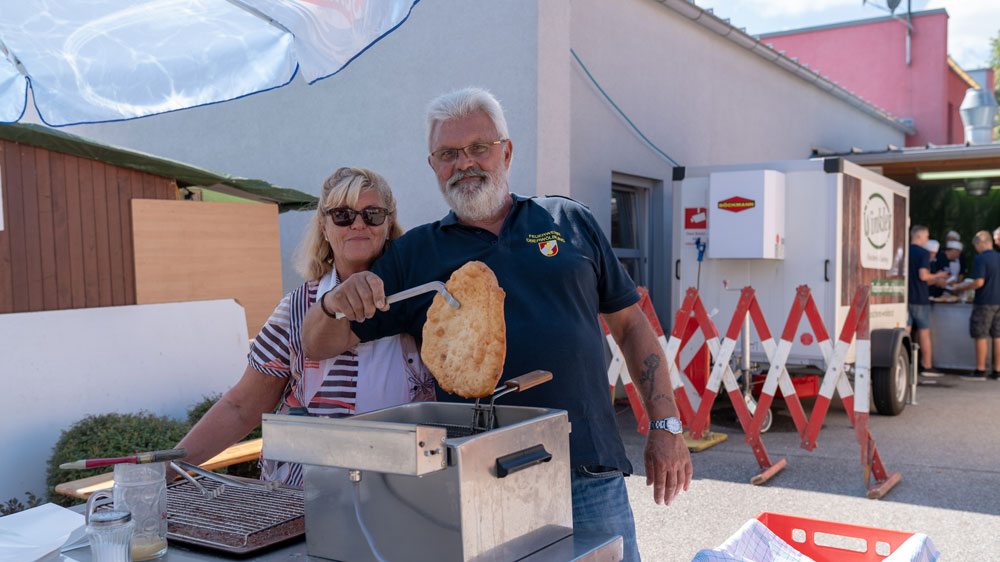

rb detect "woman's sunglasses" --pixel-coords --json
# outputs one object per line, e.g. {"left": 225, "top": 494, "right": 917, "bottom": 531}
{"left": 326, "top": 206, "right": 389, "bottom": 227}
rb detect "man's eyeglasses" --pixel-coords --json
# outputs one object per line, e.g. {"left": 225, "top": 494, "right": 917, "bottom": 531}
{"left": 326, "top": 206, "right": 389, "bottom": 227}
{"left": 430, "top": 139, "right": 506, "bottom": 163}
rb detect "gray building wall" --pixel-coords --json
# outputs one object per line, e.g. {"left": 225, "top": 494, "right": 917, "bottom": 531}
{"left": 565, "top": 0, "right": 906, "bottom": 320}
{"left": 36, "top": 0, "right": 907, "bottom": 322}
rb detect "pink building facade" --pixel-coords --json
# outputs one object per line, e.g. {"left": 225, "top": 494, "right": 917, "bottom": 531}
{"left": 761, "top": 9, "right": 991, "bottom": 147}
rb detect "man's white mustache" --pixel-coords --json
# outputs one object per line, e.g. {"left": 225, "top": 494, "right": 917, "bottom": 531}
{"left": 448, "top": 169, "right": 489, "bottom": 190}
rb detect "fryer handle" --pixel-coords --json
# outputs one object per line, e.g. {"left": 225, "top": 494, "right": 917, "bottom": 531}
{"left": 504, "top": 370, "right": 553, "bottom": 392}
{"left": 495, "top": 444, "right": 552, "bottom": 478}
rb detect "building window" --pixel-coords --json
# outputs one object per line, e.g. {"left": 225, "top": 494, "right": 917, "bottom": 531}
{"left": 611, "top": 182, "right": 646, "bottom": 285}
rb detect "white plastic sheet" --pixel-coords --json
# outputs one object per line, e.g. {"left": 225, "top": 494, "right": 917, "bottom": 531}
{"left": 0, "top": 0, "right": 419, "bottom": 126}
{"left": 0, "top": 503, "right": 86, "bottom": 562}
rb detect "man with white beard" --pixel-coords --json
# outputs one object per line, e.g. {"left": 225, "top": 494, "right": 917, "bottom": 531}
{"left": 303, "top": 87, "right": 691, "bottom": 561}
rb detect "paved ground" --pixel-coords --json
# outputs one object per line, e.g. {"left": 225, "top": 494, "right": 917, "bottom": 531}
{"left": 617, "top": 374, "right": 1000, "bottom": 561}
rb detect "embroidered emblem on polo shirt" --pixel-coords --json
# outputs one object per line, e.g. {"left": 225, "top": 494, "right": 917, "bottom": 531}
{"left": 539, "top": 240, "right": 559, "bottom": 256}
{"left": 526, "top": 230, "right": 565, "bottom": 257}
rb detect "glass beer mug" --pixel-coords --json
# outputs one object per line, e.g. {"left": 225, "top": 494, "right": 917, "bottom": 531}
{"left": 112, "top": 462, "right": 169, "bottom": 560}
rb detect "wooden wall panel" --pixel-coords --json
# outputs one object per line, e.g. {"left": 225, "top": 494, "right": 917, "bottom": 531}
{"left": 90, "top": 161, "right": 112, "bottom": 306}
{"left": 120, "top": 170, "right": 139, "bottom": 304}
{"left": 5, "top": 141, "right": 27, "bottom": 312}
{"left": 78, "top": 156, "right": 100, "bottom": 308}
{"left": 36, "top": 149, "right": 59, "bottom": 310}
{"left": 106, "top": 165, "right": 125, "bottom": 305}
{"left": 20, "top": 145, "right": 43, "bottom": 311}
{"left": 64, "top": 155, "right": 86, "bottom": 308}
{"left": 132, "top": 200, "right": 283, "bottom": 337}
{"left": 0, "top": 143, "right": 10, "bottom": 314}
{"left": 0, "top": 139, "right": 176, "bottom": 315}
{"left": 50, "top": 151, "right": 73, "bottom": 310}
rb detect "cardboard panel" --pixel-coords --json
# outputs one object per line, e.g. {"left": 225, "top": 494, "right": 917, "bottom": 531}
{"left": 132, "top": 199, "right": 282, "bottom": 337}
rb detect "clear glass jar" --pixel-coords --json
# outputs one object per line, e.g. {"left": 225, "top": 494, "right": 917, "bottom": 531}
{"left": 86, "top": 506, "right": 134, "bottom": 562}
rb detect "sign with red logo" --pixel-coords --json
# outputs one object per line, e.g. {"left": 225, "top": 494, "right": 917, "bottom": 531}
{"left": 539, "top": 240, "right": 559, "bottom": 257}
{"left": 717, "top": 196, "right": 756, "bottom": 213}
{"left": 684, "top": 207, "right": 707, "bottom": 229}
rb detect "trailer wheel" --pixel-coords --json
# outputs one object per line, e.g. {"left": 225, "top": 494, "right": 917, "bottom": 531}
{"left": 742, "top": 393, "right": 773, "bottom": 433}
{"left": 872, "top": 345, "right": 909, "bottom": 416}
{"left": 759, "top": 407, "right": 773, "bottom": 434}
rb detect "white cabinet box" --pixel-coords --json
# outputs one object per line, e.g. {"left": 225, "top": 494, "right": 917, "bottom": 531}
{"left": 708, "top": 169, "right": 786, "bottom": 259}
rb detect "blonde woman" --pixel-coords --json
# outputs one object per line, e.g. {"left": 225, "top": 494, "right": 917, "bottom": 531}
{"left": 172, "top": 167, "right": 434, "bottom": 487}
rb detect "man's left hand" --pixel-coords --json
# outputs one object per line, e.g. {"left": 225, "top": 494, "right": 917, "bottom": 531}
{"left": 644, "top": 430, "right": 692, "bottom": 505}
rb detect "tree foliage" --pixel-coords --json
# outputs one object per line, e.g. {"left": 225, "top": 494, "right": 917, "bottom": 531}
{"left": 910, "top": 186, "right": 1000, "bottom": 266}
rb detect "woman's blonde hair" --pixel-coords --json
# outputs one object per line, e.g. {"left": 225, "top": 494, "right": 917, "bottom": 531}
{"left": 294, "top": 167, "right": 403, "bottom": 281}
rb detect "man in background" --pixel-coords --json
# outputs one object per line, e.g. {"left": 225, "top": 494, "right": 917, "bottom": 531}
{"left": 956, "top": 231, "right": 1000, "bottom": 381}
{"left": 925, "top": 239, "right": 946, "bottom": 298}
{"left": 908, "top": 225, "right": 948, "bottom": 376}
{"left": 934, "top": 240, "right": 965, "bottom": 292}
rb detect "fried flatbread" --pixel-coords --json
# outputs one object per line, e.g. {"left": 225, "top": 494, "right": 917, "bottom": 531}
{"left": 421, "top": 261, "right": 506, "bottom": 398}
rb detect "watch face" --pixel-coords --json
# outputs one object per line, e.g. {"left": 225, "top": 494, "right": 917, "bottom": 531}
{"left": 666, "top": 417, "right": 682, "bottom": 433}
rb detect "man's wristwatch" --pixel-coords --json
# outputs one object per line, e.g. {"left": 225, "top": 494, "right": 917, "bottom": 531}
{"left": 649, "top": 416, "right": 683, "bottom": 434}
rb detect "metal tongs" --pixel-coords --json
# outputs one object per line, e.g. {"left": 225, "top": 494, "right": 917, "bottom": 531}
{"left": 470, "top": 370, "right": 553, "bottom": 434}
{"left": 169, "top": 460, "right": 279, "bottom": 500}
{"left": 334, "top": 281, "right": 460, "bottom": 319}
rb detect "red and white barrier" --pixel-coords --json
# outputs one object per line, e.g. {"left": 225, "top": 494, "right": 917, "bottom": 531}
{"left": 603, "top": 283, "right": 901, "bottom": 498}
{"left": 601, "top": 288, "right": 657, "bottom": 434}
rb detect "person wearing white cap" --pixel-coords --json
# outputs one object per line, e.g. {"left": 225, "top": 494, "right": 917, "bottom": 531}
{"left": 925, "top": 239, "right": 949, "bottom": 298}
{"left": 939, "top": 240, "right": 966, "bottom": 291}
{"left": 953, "top": 231, "right": 1000, "bottom": 381}
{"left": 924, "top": 239, "right": 940, "bottom": 258}
{"left": 933, "top": 234, "right": 964, "bottom": 290}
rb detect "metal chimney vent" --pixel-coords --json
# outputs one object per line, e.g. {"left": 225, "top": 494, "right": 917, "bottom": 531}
{"left": 959, "top": 88, "right": 998, "bottom": 145}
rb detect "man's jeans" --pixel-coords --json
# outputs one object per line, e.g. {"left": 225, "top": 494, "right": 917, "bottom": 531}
{"left": 571, "top": 465, "right": 641, "bottom": 562}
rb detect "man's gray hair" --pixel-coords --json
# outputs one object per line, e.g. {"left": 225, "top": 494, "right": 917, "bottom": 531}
{"left": 426, "top": 87, "right": 509, "bottom": 150}
{"left": 910, "top": 224, "right": 928, "bottom": 239}
{"left": 973, "top": 230, "right": 992, "bottom": 247}
{"left": 993, "top": 226, "right": 1000, "bottom": 239}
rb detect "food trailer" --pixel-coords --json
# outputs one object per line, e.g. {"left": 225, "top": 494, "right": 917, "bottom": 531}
{"left": 671, "top": 158, "right": 912, "bottom": 416}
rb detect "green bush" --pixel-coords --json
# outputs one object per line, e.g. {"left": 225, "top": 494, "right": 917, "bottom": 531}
{"left": 2, "top": 492, "right": 43, "bottom": 516}
{"left": 45, "top": 394, "right": 269, "bottom": 509}
{"left": 46, "top": 412, "right": 189, "bottom": 507}
{"left": 186, "top": 393, "right": 222, "bottom": 425}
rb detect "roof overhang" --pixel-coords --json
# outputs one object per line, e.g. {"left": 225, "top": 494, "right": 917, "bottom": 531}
{"left": 840, "top": 143, "right": 1000, "bottom": 189}
{"left": 0, "top": 122, "right": 318, "bottom": 212}
{"left": 948, "top": 56, "right": 981, "bottom": 89}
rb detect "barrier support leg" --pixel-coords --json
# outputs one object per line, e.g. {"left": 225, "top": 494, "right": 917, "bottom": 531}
{"left": 846, "top": 404, "right": 902, "bottom": 499}
{"left": 684, "top": 416, "right": 729, "bottom": 452}
{"left": 683, "top": 349, "right": 728, "bottom": 451}
{"left": 749, "top": 458, "right": 788, "bottom": 486}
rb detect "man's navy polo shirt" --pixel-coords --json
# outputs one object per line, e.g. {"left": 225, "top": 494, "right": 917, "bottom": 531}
{"left": 908, "top": 244, "right": 931, "bottom": 305}
{"left": 351, "top": 193, "right": 639, "bottom": 472}
{"left": 972, "top": 250, "right": 1000, "bottom": 305}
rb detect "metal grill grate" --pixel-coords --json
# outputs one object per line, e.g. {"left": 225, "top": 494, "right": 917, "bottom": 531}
{"left": 166, "top": 476, "right": 304, "bottom": 554}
